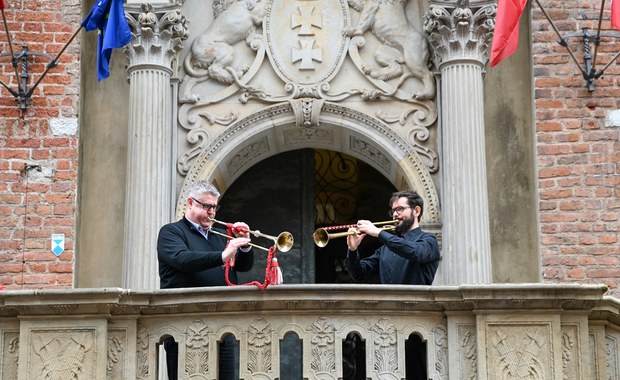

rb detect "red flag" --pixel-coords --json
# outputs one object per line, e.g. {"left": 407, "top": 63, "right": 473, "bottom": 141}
{"left": 0, "top": 0, "right": 5, "bottom": 10}
{"left": 613, "top": 0, "right": 620, "bottom": 29}
{"left": 490, "top": 0, "right": 528, "bottom": 67}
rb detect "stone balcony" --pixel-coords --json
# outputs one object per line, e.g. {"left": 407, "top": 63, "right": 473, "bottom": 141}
{"left": 0, "top": 284, "right": 618, "bottom": 379}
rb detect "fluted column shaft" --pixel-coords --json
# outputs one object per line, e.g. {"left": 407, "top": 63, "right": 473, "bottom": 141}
{"left": 124, "top": 68, "right": 173, "bottom": 289}
{"left": 425, "top": 0, "right": 496, "bottom": 284}
{"left": 123, "top": 3, "right": 188, "bottom": 289}
{"left": 440, "top": 61, "right": 491, "bottom": 284}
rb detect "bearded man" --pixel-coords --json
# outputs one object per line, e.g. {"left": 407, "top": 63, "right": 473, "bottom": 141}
{"left": 345, "top": 190, "right": 440, "bottom": 285}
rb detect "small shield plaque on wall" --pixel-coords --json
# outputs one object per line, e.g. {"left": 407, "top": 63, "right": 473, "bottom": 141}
{"left": 51, "top": 234, "right": 65, "bottom": 256}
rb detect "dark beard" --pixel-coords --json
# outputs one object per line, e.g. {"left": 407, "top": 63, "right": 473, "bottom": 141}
{"left": 394, "top": 217, "right": 414, "bottom": 236}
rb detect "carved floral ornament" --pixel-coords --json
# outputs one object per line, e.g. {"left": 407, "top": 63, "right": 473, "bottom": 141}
{"left": 423, "top": 0, "right": 496, "bottom": 67}
{"left": 176, "top": 0, "right": 443, "bottom": 181}
{"left": 124, "top": 3, "right": 189, "bottom": 68}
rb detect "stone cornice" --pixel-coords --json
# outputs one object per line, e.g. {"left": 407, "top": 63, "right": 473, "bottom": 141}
{"left": 0, "top": 284, "right": 613, "bottom": 317}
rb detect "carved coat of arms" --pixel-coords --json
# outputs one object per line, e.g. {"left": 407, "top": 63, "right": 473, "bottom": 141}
{"left": 264, "top": 0, "right": 349, "bottom": 86}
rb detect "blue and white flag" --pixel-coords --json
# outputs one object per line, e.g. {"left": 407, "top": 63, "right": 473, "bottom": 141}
{"left": 81, "top": 0, "right": 132, "bottom": 80}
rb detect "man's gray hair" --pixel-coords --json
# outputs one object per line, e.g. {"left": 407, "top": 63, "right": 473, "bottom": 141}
{"left": 186, "top": 180, "right": 221, "bottom": 199}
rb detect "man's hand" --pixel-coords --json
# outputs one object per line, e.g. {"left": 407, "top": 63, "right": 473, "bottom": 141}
{"left": 231, "top": 222, "right": 251, "bottom": 238}
{"left": 222, "top": 237, "right": 251, "bottom": 266}
{"left": 346, "top": 227, "right": 365, "bottom": 251}
{"left": 355, "top": 220, "right": 381, "bottom": 237}
{"left": 231, "top": 222, "right": 252, "bottom": 249}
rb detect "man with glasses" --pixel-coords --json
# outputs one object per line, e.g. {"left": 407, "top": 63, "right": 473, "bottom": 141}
{"left": 157, "top": 180, "right": 255, "bottom": 289}
{"left": 344, "top": 189, "right": 440, "bottom": 286}
{"left": 157, "top": 180, "right": 254, "bottom": 380}
{"left": 344, "top": 190, "right": 441, "bottom": 380}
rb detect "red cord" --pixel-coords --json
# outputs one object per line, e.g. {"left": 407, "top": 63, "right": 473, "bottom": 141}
{"left": 321, "top": 223, "right": 358, "bottom": 231}
{"left": 223, "top": 225, "right": 277, "bottom": 289}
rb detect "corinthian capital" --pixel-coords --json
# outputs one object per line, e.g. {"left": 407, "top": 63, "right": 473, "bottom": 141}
{"left": 124, "top": 2, "right": 189, "bottom": 73}
{"left": 424, "top": 0, "right": 496, "bottom": 69}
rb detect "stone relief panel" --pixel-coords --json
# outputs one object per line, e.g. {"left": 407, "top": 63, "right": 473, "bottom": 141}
{"left": 369, "top": 318, "right": 400, "bottom": 378}
{"left": 106, "top": 329, "right": 126, "bottom": 380}
{"left": 1, "top": 330, "right": 19, "bottom": 380}
{"left": 346, "top": 0, "right": 435, "bottom": 100}
{"left": 606, "top": 334, "right": 618, "bottom": 380}
{"left": 227, "top": 136, "right": 271, "bottom": 178}
{"left": 457, "top": 323, "right": 477, "bottom": 379}
{"left": 590, "top": 330, "right": 601, "bottom": 380}
{"left": 265, "top": 0, "right": 349, "bottom": 85}
{"left": 185, "top": 320, "right": 211, "bottom": 377}
{"left": 29, "top": 329, "right": 96, "bottom": 379}
{"left": 486, "top": 324, "right": 553, "bottom": 379}
{"left": 561, "top": 325, "right": 580, "bottom": 380}
{"left": 136, "top": 323, "right": 150, "bottom": 379}
{"left": 430, "top": 324, "right": 448, "bottom": 379}
{"left": 309, "top": 317, "right": 337, "bottom": 376}
{"left": 176, "top": 0, "right": 439, "bottom": 181}
{"left": 246, "top": 317, "right": 274, "bottom": 376}
{"left": 179, "top": 0, "right": 267, "bottom": 103}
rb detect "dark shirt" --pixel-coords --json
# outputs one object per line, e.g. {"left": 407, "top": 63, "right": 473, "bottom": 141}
{"left": 157, "top": 217, "right": 254, "bottom": 289}
{"left": 345, "top": 227, "right": 440, "bottom": 285}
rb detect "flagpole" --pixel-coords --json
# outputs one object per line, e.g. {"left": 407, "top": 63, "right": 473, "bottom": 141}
{"left": 593, "top": 49, "right": 620, "bottom": 78}
{"left": 25, "top": 25, "right": 83, "bottom": 99}
{"left": 0, "top": 76, "right": 18, "bottom": 97}
{"left": 534, "top": 0, "right": 586, "bottom": 77}
{"left": 590, "top": 0, "right": 607, "bottom": 70}
{"left": 1, "top": 7, "right": 22, "bottom": 84}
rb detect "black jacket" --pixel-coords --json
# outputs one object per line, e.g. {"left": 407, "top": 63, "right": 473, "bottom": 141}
{"left": 157, "top": 217, "right": 254, "bottom": 289}
{"left": 345, "top": 227, "right": 440, "bottom": 285}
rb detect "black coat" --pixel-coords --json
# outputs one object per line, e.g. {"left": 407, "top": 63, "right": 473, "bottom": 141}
{"left": 157, "top": 217, "right": 255, "bottom": 289}
{"left": 345, "top": 227, "right": 440, "bottom": 285}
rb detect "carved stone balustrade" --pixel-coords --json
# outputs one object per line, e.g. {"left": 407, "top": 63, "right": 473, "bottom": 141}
{"left": 0, "top": 284, "right": 618, "bottom": 379}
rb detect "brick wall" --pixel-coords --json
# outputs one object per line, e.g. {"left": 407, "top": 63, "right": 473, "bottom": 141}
{"left": 532, "top": 1, "right": 620, "bottom": 297}
{"left": 0, "top": 0, "right": 80, "bottom": 289}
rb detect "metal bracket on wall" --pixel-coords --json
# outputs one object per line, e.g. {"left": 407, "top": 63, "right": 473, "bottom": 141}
{"left": 558, "top": 28, "right": 620, "bottom": 92}
{"left": 535, "top": 0, "right": 620, "bottom": 92}
{"left": 0, "top": 46, "right": 56, "bottom": 114}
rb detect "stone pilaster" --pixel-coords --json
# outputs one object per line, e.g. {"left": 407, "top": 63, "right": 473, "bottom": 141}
{"left": 122, "top": 3, "right": 188, "bottom": 289}
{"left": 424, "top": 0, "right": 496, "bottom": 284}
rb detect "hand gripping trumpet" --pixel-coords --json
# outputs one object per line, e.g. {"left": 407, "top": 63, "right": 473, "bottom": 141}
{"left": 209, "top": 218, "right": 294, "bottom": 252}
{"left": 312, "top": 220, "right": 397, "bottom": 247}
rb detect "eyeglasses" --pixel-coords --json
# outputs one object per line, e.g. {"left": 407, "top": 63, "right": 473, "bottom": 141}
{"left": 191, "top": 197, "right": 220, "bottom": 212}
{"left": 388, "top": 206, "right": 412, "bottom": 216}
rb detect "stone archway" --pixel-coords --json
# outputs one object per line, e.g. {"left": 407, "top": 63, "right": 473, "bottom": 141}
{"left": 177, "top": 102, "right": 441, "bottom": 232}
{"left": 177, "top": 102, "right": 441, "bottom": 284}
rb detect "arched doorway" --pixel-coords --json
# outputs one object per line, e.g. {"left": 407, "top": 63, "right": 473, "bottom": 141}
{"left": 176, "top": 102, "right": 442, "bottom": 284}
{"left": 216, "top": 148, "right": 396, "bottom": 284}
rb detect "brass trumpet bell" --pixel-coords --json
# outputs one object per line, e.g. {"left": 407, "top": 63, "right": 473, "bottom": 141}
{"left": 312, "top": 220, "right": 397, "bottom": 247}
{"left": 209, "top": 218, "right": 294, "bottom": 252}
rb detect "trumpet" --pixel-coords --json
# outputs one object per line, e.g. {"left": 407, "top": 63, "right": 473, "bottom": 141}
{"left": 313, "top": 220, "right": 397, "bottom": 247}
{"left": 209, "top": 218, "right": 294, "bottom": 252}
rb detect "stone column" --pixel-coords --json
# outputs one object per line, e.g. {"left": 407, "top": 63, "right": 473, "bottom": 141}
{"left": 122, "top": 3, "right": 188, "bottom": 289}
{"left": 425, "top": 0, "right": 496, "bottom": 284}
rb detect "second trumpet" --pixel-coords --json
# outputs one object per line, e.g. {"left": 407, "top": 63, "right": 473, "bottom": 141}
{"left": 312, "top": 220, "right": 396, "bottom": 247}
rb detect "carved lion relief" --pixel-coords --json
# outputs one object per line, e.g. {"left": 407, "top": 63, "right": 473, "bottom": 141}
{"left": 179, "top": 0, "right": 267, "bottom": 104}
{"left": 346, "top": 0, "right": 435, "bottom": 100}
